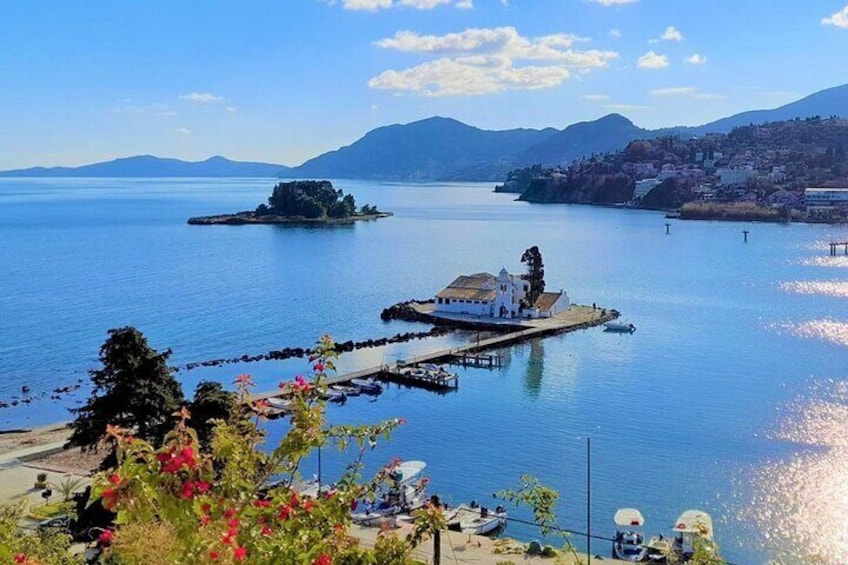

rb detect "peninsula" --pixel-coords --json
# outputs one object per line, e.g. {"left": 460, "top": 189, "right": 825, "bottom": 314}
{"left": 188, "top": 180, "right": 391, "bottom": 225}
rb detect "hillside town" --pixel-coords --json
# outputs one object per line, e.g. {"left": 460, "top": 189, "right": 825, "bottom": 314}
{"left": 499, "top": 116, "right": 848, "bottom": 221}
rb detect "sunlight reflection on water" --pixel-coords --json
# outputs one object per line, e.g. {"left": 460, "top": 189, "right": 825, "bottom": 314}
{"left": 800, "top": 256, "right": 848, "bottom": 268}
{"left": 741, "top": 379, "right": 848, "bottom": 564}
{"left": 781, "top": 281, "right": 848, "bottom": 298}
{"left": 772, "top": 319, "right": 848, "bottom": 347}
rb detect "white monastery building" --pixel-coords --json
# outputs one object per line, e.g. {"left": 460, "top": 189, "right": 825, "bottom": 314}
{"left": 434, "top": 268, "right": 569, "bottom": 319}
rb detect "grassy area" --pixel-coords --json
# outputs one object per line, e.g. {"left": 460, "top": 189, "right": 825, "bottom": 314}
{"left": 679, "top": 202, "right": 789, "bottom": 222}
{"left": 27, "top": 501, "right": 71, "bottom": 521}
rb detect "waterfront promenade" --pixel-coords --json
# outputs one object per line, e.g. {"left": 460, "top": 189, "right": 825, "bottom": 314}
{"left": 251, "top": 305, "right": 615, "bottom": 402}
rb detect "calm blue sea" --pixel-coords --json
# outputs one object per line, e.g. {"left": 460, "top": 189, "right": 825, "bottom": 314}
{"left": 2, "top": 177, "right": 848, "bottom": 564}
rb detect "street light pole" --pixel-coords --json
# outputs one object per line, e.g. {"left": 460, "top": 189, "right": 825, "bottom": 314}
{"left": 586, "top": 437, "right": 591, "bottom": 565}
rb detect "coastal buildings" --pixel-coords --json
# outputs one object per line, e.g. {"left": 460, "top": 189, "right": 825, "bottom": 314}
{"left": 434, "top": 268, "right": 569, "bottom": 319}
{"left": 804, "top": 187, "right": 848, "bottom": 213}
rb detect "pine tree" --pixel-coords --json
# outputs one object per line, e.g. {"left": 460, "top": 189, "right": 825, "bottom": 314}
{"left": 189, "top": 380, "right": 237, "bottom": 448}
{"left": 67, "top": 327, "right": 184, "bottom": 452}
{"left": 521, "top": 246, "right": 546, "bottom": 307}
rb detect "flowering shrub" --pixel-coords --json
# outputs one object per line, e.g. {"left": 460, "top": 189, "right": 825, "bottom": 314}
{"left": 3, "top": 336, "right": 425, "bottom": 565}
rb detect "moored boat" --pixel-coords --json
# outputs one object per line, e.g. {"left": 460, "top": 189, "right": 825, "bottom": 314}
{"left": 604, "top": 321, "right": 636, "bottom": 333}
{"left": 350, "top": 377, "right": 382, "bottom": 395}
{"left": 351, "top": 460, "right": 428, "bottom": 526}
{"left": 330, "top": 384, "right": 360, "bottom": 397}
{"left": 612, "top": 508, "right": 648, "bottom": 562}
{"left": 447, "top": 501, "right": 507, "bottom": 536}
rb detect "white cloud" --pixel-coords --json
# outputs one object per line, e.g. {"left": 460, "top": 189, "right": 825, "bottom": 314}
{"left": 637, "top": 51, "right": 669, "bottom": 69}
{"left": 649, "top": 87, "right": 725, "bottom": 100}
{"left": 686, "top": 53, "right": 707, "bottom": 65}
{"left": 581, "top": 93, "right": 611, "bottom": 101}
{"left": 225, "top": 106, "right": 237, "bottom": 113}
{"left": 111, "top": 100, "right": 176, "bottom": 116}
{"left": 660, "top": 25, "right": 683, "bottom": 41}
{"left": 176, "top": 127, "right": 192, "bottom": 135}
{"left": 588, "top": 0, "right": 638, "bottom": 5}
{"left": 179, "top": 92, "right": 224, "bottom": 104}
{"left": 603, "top": 103, "right": 648, "bottom": 111}
{"left": 337, "top": 0, "right": 470, "bottom": 9}
{"left": 650, "top": 86, "right": 695, "bottom": 96}
{"left": 609, "top": 28, "right": 621, "bottom": 38}
{"left": 370, "top": 27, "right": 618, "bottom": 96}
{"left": 822, "top": 4, "right": 848, "bottom": 28}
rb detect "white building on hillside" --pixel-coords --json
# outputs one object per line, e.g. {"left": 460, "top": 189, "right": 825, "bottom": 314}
{"left": 434, "top": 268, "right": 569, "bottom": 319}
{"left": 805, "top": 188, "right": 848, "bottom": 213}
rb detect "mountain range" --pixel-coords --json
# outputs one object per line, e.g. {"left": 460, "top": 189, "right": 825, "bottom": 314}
{"left": 2, "top": 83, "right": 847, "bottom": 181}
{"left": 0, "top": 155, "right": 288, "bottom": 178}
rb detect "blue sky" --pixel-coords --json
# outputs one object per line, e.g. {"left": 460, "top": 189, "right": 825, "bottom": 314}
{"left": 2, "top": 0, "right": 847, "bottom": 169}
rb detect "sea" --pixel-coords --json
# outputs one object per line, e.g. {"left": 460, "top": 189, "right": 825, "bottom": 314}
{"left": 2, "top": 177, "right": 848, "bottom": 564}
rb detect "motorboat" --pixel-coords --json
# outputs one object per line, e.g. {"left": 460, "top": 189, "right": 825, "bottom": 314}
{"left": 324, "top": 389, "right": 347, "bottom": 403}
{"left": 644, "top": 533, "right": 678, "bottom": 563}
{"left": 604, "top": 321, "right": 636, "bottom": 333}
{"left": 447, "top": 501, "right": 507, "bottom": 535}
{"left": 350, "top": 378, "right": 382, "bottom": 395}
{"left": 265, "top": 396, "right": 292, "bottom": 412}
{"left": 330, "top": 384, "right": 360, "bottom": 397}
{"left": 612, "top": 508, "right": 648, "bottom": 562}
{"left": 672, "top": 509, "right": 714, "bottom": 560}
{"left": 351, "top": 460, "right": 428, "bottom": 526}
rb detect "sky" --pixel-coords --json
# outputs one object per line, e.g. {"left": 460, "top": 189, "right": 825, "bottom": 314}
{"left": 1, "top": 0, "right": 848, "bottom": 169}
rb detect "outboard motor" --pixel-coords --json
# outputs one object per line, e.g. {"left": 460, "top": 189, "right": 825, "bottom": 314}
{"left": 470, "top": 500, "right": 479, "bottom": 509}
{"left": 495, "top": 505, "right": 505, "bottom": 514}
{"left": 480, "top": 506, "right": 489, "bottom": 518}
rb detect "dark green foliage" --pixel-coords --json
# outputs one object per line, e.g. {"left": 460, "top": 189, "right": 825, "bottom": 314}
{"left": 640, "top": 178, "right": 693, "bottom": 210}
{"left": 189, "top": 381, "right": 237, "bottom": 447}
{"left": 521, "top": 246, "right": 545, "bottom": 307}
{"left": 67, "top": 327, "right": 184, "bottom": 452}
{"left": 263, "top": 180, "right": 359, "bottom": 219}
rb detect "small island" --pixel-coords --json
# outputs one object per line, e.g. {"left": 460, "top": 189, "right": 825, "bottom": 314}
{"left": 188, "top": 180, "right": 391, "bottom": 225}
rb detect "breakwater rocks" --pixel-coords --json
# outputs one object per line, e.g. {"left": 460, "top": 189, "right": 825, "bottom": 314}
{"left": 380, "top": 300, "right": 435, "bottom": 323}
{"left": 181, "top": 326, "right": 454, "bottom": 372}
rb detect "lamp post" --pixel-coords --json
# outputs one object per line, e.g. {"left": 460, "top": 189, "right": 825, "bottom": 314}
{"left": 586, "top": 436, "right": 591, "bottom": 565}
{"left": 577, "top": 436, "right": 591, "bottom": 565}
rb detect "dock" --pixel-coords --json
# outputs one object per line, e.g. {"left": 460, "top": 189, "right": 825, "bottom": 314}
{"left": 829, "top": 241, "right": 848, "bottom": 256}
{"left": 250, "top": 305, "right": 616, "bottom": 403}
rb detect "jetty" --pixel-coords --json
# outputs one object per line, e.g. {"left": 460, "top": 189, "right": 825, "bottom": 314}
{"left": 829, "top": 241, "right": 848, "bottom": 256}
{"left": 250, "top": 305, "right": 616, "bottom": 402}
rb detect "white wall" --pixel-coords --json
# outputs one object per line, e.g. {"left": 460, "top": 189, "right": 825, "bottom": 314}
{"left": 435, "top": 298, "right": 493, "bottom": 316}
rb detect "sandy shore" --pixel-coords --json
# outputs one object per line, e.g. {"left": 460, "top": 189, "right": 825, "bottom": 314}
{"left": 0, "top": 422, "right": 72, "bottom": 456}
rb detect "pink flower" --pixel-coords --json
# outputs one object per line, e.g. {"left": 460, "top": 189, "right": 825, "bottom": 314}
{"left": 196, "top": 480, "right": 212, "bottom": 494}
{"left": 313, "top": 555, "right": 332, "bottom": 565}
{"left": 102, "top": 487, "right": 118, "bottom": 510}
{"left": 254, "top": 499, "right": 271, "bottom": 508}
{"left": 234, "top": 374, "right": 255, "bottom": 388}
{"left": 228, "top": 518, "right": 239, "bottom": 529}
{"left": 224, "top": 508, "right": 237, "bottom": 519}
{"left": 98, "top": 529, "right": 114, "bottom": 546}
{"left": 313, "top": 362, "right": 325, "bottom": 373}
{"left": 303, "top": 499, "right": 314, "bottom": 513}
{"left": 278, "top": 504, "right": 292, "bottom": 521}
{"left": 13, "top": 554, "right": 26, "bottom": 564}
{"left": 261, "top": 525, "right": 273, "bottom": 536}
{"left": 209, "top": 550, "right": 220, "bottom": 560}
{"left": 108, "top": 474, "right": 121, "bottom": 485}
{"left": 180, "top": 481, "right": 196, "bottom": 500}
{"left": 234, "top": 546, "right": 248, "bottom": 562}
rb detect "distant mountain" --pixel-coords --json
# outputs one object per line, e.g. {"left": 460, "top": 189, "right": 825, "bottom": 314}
{"left": 668, "top": 83, "right": 848, "bottom": 136}
{"left": 518, "top": 113, "right": 653, "bottom": 167}
{"left": 288, "top": 116, "right": 557, "bottom": 181}
{"left": 0, "top": 155, "right": 288, "bottom": 177}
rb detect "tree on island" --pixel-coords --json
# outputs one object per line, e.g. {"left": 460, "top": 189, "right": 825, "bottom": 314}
{"left": 256, "top": 180, "right": 376, "bottom": 219}
{"left": 67, "top": 327, "right": 185, "bottom": 455}
{"left": 521, "top": 246, "right": 545, "bottom": 308}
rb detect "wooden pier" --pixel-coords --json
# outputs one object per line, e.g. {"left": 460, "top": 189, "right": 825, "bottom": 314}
{"left": 830, "top": 241, "right": 848, "bottom": 256}
{"left": 449, "top": 352, "right": 503, "bottom": 369}
{"left": 249, "top": 305, "right": 616, "bottom": 403}
{"left": 379, "top": 365, "right": 458, "bottom": 390}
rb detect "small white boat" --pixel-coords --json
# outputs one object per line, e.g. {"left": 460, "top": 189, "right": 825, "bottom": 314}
{"left": 447, "top": 502, "right": 507, "bottom": 536}
{"left": 604, "top": 321, "right": 636, "bottom": 333}
{"left": 672, "top": 509, "right": 714, "bottom": 560}
{"left": 350, "top": 378, "right": 382, "bottom": 395}
{"left": 612, "top": 508, "right": 648, "bottom": 562}
{"left": 265, "top": 396, "right": 292, "bottom": 412}
{"left": 351, "top": 461, "right": 428, "bottom": 526}
{"left": 330, "top": 384, "right": 360, "bottom": 397}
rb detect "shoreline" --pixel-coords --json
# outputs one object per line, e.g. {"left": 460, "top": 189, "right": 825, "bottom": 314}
{"left": 187, "top": 211, "right": 392, "bottom": 225}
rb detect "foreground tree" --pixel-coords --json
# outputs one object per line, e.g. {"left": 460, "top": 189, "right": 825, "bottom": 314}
{"left": 67, "top": 327, "right": 184, "bottom": 454}
{"left": 520, "top": 246, "right": 545, "bottom": 308}
{"left": 189, "top": 380, "right": 237, "bottom": 448}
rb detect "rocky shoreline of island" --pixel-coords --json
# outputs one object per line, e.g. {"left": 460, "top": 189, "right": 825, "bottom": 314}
{"left": 188, "top": 179, "right": 390, "bottom": 226}
{"left": 188, "top": 210, "right": 392, "bottom": 225}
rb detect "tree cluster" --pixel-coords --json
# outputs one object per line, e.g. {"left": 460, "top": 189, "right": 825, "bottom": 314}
{"left": 256, "top": 181, "right": 373, "bottom": 219}
{"left": 520, "top": 246, "right": 545, "bottom": 308}
{"left": 67, "top": 327, "right": 236, "bottom": 460}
